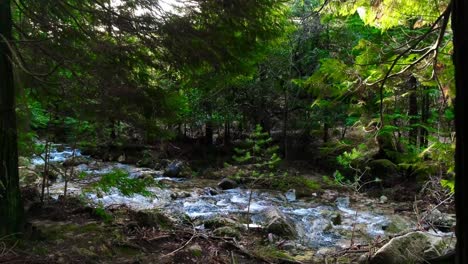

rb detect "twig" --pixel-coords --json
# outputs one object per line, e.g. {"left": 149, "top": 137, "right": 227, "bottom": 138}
{"left": 161, "top": 229, "right": 196, "bottom": 258}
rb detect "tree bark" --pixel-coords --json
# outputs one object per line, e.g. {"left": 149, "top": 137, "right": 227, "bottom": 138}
{"left": 0, "top": 0, "right": 23, "bottom": 235}
{"left": 452, "top": 0, "right": 468, "bottom": 262}
{"left": 419, "top": 86, "right": 429, "bottom": 148}
{"left": 408, "top": 75, "right": 418, "bottom": 146}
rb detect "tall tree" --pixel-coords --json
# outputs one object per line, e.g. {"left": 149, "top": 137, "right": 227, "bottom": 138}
{"left": 452, "top": 0, "right": 468, "bottom": 262}
{"left": 0, "top": 0, "right": 23, "bottom": 235}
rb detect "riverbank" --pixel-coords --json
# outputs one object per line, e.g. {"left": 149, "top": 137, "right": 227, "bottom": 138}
{"left": 4, "top": 144, "right": 456, "bottom": 263}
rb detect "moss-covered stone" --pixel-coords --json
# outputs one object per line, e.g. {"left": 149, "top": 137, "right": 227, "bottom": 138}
{"left": 213, "top": 226, "right": 241, "bottom": 239}
{"left": 134, "top": 210, "right": 175, "bottom": 229}
{"left": 203, "top": 217, "right": 243, "bottom": 230}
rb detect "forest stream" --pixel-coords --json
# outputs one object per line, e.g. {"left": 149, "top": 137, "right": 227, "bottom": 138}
{"left": 25, "top": 144, "right": 455, "bottom": 262}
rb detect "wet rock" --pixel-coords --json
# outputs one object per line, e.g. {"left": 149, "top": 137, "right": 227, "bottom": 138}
{"left": 62, "top": 156, "right": 89, "bottom": 167}
{"left": 164, "top": 160, "right": 192, "bottom": 178}
{"left": 205, "top": 187, "right": 219, "bottom": 196}
{"left": 171, "top": 191, "right": 191, "bottom": 199}
{"left": 214, "top": 226, "right": 241, "bottom": 239}
{"left": 134, "top": 210, "right": 175, "bottom": 229}
{"left": 285, "top": 189, "right": 296, "bottom": 202}
{"left": 335, "top": 197, "right": 350, "bottom": 208}
{"left": 368, "top": 231, "right": 455, "bottom": 264}
{"left": 117, "top": 154, "right": 126, "bottom": 163}
{"left": 331, "top": 213, "right": 342, "bottom": 226}
{"left": 217, "top": 178, "right": 238, "bottom": 190}
{"left": 263, "top": 207, "right": 297, "bottom": 238}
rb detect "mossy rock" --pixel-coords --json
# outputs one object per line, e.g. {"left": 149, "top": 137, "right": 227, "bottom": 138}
{"left": 203, "top": 217, "right": 244, "bottom": 230}
{"left": 134, "top": 210, "right": 175, "bottom": 229}
{"left": 213, "top": 226, "right": 241, "bottom": 239}
{"left": 187, "top": 243, "right": 203, "bottom": 257}
{"left": 369, "top": 231, "right": 455, "bottom": 264}
{"left": 263, "top": 207, "right": 297, "bottom": 238}
{"left": 382, "top": 215, "right": 411, "bottom": 234}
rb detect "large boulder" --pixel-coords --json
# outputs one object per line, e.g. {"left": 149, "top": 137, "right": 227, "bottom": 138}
{"left": 367, "top": 231, "right": 455, "bottom": 264}
{"left": 217, "top": 178, "right": 238, "bottom": 190}
{"left": 164, "top": 160, "right": 192, "bottom": 178}
{"left": 62, "top": 156, "right": 90, "bottom": 167}
{"left": 262, "top": 207, "right": 297, "bottom": 238}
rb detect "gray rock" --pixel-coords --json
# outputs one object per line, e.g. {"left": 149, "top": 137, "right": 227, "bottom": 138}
{"left": 262, "top": 207, "right": 297, "bottom": 238}
{"left": 164, "top": 160, "right": 192, "bottom": 178}
{"left": 335, "top": 196, "right": 350, "bottom": 208}
{"left": 369, "top": 231, "right": 455, "bottom": 264}
{"left": 217, "top": 178, "right": 238, "bottom": 190}
{"left": 170, "top": 191, "right": 191, "bottom": 199}
{"left": 285, "top": 189, "right": 296, "bottom": 202}
{"left": 62, "top": 156, "right": 89, "bottom": 167}
{"left": 424, "top": 209, "right": 456, "bottom": 232}
{"left": 379, "top": 195, "right": 388, "bottom": 204}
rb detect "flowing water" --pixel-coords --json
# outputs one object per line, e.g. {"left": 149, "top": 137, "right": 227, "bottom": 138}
{"left": 32, "top": 145, "right": 409, "bottom": 249}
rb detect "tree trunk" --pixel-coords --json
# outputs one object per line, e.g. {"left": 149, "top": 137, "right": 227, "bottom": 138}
{"left": 323, "top": 122, "right": 329, "bottom": 143}
{"left": 419, "top": 86, "right": 430, "bottom": 148}
{"left": 0, "top": 0, "right": 23, "bottom": 235}
{"left": 408, "top": 76, "right": 418, "bottom": 146}
{"left": 453, "top": 0, "right": 468, "bottom": 262}
{"left": 205, "top": 121, "right": 213, "bottom": 146}
{"left": 224, "top": 121, "right": 230, "bottom": 145}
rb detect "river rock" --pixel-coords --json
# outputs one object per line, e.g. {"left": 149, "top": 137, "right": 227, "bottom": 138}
{"left": 164, "top": 160, "right": 192, "bottom": 178}
{"left": 62, "top": 156, "right": 90, "bottom": 167}
{"left": 331, "top": 213, "right": 342, "bottom": 225}
{"left": 367, "top": 231, "right": 455, "bottom": 264}
{"left": 217, "top": 178, "right": 238, "bottom": 190}
{"left": 285, "top": 189, "right": 296, "bottom": 202}
{"left": 262, "top": 207, "right": 297, "bottom": 238}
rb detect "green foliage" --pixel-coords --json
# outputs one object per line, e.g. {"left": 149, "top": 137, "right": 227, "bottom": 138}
{"left": 93, "top": 205, "right": 113, "bottom": 223}
{"left": 335, "top": 144, "right": 382, "bottom": 192}
{"left": 233, "top": 125, "right": 281, "bottom": 172}
{"left": 92, "top": 169, "right": 156, "bottom": 197}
